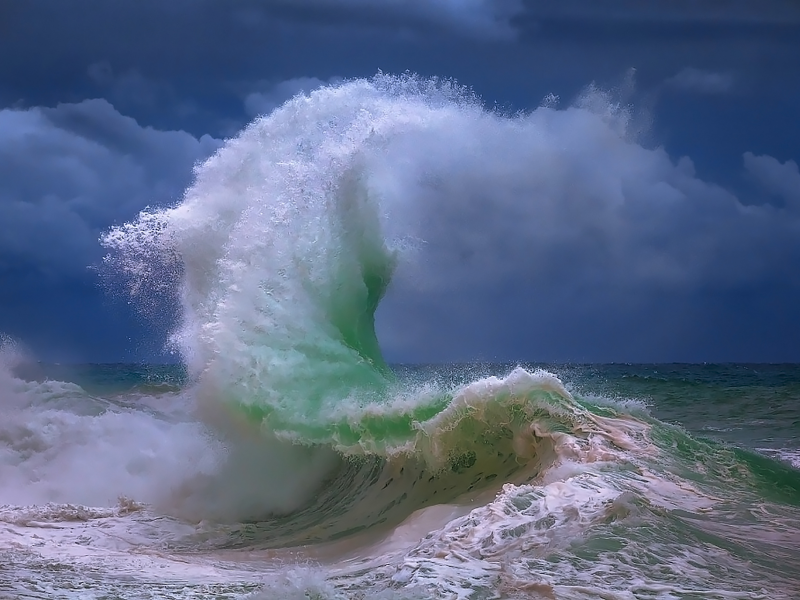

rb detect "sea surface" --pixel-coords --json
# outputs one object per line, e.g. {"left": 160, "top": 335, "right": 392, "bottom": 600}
{"left": 3, "top": 76, "right": 800, "bottom": 599}
{"left": 2, "top": 362, "right": 799, "bottom": 599}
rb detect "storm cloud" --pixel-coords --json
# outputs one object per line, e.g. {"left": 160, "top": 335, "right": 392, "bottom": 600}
{"left": 664, "top": 68, "right": 735, "bottom": 95}
{"left": 0, "top": 99, "right": 219, "bottom": 359}
{"left": 1, "top": 1, "right": 799, "bottom": 362}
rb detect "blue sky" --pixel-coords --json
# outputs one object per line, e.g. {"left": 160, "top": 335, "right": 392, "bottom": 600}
{"left": 1, "top": 1, "right": 800, "bottom": 362}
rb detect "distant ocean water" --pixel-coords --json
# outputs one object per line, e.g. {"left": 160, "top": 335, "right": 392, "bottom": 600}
{"left": 3, "top": 75, "right": 799, "bottom": 599}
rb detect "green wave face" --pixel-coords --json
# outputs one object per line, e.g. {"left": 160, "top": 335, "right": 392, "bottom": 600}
{"left": 102, "top": 74, "right": 628, "bottom": 445}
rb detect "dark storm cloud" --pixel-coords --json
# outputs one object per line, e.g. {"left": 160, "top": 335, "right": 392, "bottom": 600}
{"left": 1, "top": 0, "right": 530, "bottom": 134}
{"left": 0, "top": 99, "right": 220, "bottom": 359}
{"left": 515, "top": 1, "right": 800, "bottom": 39}
{"left": 86, "top": 62, "right": 181, "bottom": 111}
{"left": 370, "top": 90, "right": 800, "bottom": 363}
{"left": 0, "top": 0, "right": 519, "bottom": 89}
{"left": 663, "top": 68, "right": 735, "bottom": 95}
{"left": 244, "top": 0, "right": 523, "bottom": 38}
{"left": 2, "top": 0, "right": 798, "bottom": 120}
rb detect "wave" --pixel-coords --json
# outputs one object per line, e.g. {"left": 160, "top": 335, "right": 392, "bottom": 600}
{"left": 1, "top": 74, "right": 798, "bottom": 597}
{"left": 100, "top": 74, "right": 636, "bottom": 436}
{"left": 98, "top": 75, "right": 800, "bottom": 545}
{"left": 164, "top": 367, "right": 655, "bottom": 548}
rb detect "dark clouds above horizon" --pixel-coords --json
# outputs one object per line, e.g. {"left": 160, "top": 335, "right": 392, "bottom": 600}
{"left": 1, "top": 0, "right": 799, "bottom": 362}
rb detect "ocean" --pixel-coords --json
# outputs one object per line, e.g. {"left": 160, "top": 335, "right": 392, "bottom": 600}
{"left": 2, "top": 361, "right": 799, "bottom": 599}
{"left": 2, "top": 75, "right": 800, "bottom": 599}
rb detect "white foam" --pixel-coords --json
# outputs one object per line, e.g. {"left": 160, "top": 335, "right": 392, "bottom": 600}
{"left": 0, "top": 386, "right": 219, "bottom": 508}
{"left": 757, "top": 447, "right": 800, "bottom": 469}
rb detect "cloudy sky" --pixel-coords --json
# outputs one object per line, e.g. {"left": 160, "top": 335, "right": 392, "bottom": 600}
{"left": 1, "top": 0, "right": 800, "bottom": 363}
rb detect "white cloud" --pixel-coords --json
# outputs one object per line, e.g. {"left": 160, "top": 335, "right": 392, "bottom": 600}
{"left": 744, "top": 152, "right": 800, "bottom": 208}
{"left": 664, "top": 67, "right": 735, "bottom": 94}
{"left": 375, "top": 106, "right": 798, "bottom": 358}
